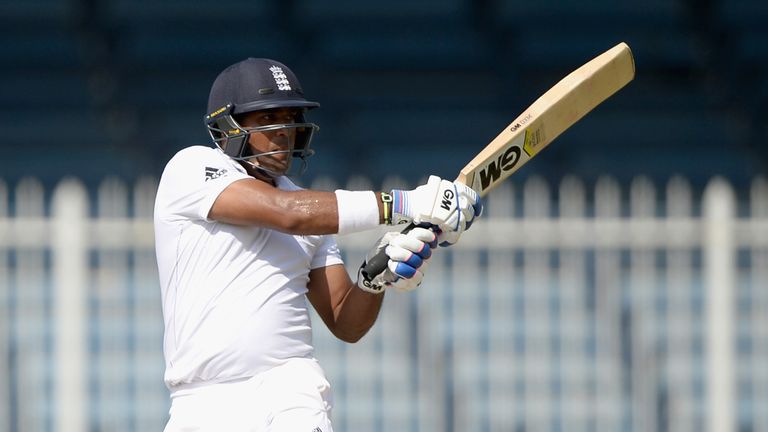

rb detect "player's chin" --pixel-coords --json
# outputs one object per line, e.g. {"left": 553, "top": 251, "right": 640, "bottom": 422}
{"left": 260, "top": 157, "right": 290, "bottom": 174}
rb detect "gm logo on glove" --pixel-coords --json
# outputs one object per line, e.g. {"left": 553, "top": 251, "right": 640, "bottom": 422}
{"left": 440, "top": 188, "right": 455, "bottom": 211}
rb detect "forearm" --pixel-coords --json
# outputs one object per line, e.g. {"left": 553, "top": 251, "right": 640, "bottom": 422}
{"left": 330, "top": 281, "right": 385, "bottom": 343}
{"left": 214, "top": 187, "right": 338, "bottom": 233}
{"left": 272, "top": 189, "right": 341, "bottom": 234}
{"left": 274, "top": 189, "right": 387, "bottom": 235}
{"left": 210, "top": 179, "right": 385, "bottom": 235}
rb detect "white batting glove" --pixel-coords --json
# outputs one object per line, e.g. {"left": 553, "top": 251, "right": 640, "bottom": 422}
{"left": 391, "top": 176, "right": 483, "bottom": 246}
{"left": 357, "top": 227, "right": 437, "bottom": 294}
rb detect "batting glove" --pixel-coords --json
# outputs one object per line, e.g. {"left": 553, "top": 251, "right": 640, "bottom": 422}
{"left": 391, "top": 176, "right": 483, "bottom": 245}
{"left": 357, "top": 227, "right": 437, "bottom": 294}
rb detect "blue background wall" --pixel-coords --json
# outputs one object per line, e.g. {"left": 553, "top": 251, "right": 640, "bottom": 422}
{"left": 2, "top": 0, "right": 766, "bottom": 194}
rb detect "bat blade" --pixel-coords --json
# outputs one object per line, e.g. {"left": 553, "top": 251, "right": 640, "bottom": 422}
{"left": 360, "top": 42, "right": 634, "bottom": 282}
{"left": 457, "top": 42, "right": 635, "bottom": 196}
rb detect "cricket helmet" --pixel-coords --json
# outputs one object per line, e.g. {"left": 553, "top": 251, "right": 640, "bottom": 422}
{"left": 204, "top": 58, "right": 320, "bottom": 177}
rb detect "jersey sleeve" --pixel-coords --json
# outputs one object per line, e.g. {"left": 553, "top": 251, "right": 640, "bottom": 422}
{"left": 310, "top": 234, "right": 344, "bottom": 269}
{"left": 157, "top": 147, "right": 251, "bottom": 221}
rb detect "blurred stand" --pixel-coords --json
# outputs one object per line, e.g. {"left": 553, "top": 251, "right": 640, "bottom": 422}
{"left": 0, "top": 0, "right": 765, "bottom": 190}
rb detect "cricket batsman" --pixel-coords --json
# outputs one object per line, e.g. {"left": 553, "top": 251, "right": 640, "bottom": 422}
{"left": 153, "top": 57, "right": 482, "bottom": 431}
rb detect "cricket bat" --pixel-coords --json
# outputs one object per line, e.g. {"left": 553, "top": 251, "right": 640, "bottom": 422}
{"left": 361, "top": 42, "right": 635, "bottom": 280}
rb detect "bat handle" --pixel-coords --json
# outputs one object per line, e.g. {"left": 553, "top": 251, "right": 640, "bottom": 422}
{"left": 360, "top": 222, "right": 417, "bottom": 281}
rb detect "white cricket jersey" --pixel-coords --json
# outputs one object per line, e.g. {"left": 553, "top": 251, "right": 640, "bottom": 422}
{"left": 153, "top": 146, "right": 344, "bottom": 389}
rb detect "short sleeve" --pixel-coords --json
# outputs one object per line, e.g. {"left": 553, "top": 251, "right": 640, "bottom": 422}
{"left": 310, "top": 234, "right": 344, "bottom": 269}
{"left": 156, "top": 146, "right": 251, "bottom": 222}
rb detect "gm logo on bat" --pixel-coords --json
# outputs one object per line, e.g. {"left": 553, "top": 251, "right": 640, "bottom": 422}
{"left": 477, "top": 142, "right": 523, "bottom": 191}
{"left": 476, "top": 125, "right": 541, "bottom": 192}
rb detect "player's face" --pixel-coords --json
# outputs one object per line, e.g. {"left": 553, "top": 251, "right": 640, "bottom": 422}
{"left": 239, "top": 108, "right": 301, "bottom": 172}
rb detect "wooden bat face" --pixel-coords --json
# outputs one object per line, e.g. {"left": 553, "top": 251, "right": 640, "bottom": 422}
{"left": 457, "top": 42, "right": 636, "bottom": 197}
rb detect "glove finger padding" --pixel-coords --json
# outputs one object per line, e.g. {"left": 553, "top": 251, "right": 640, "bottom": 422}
{"left": 391, "top": 251, "right": 435, "bottom": 292}
{"left": 388, "top": 267, "right": 424, "bottom": 292}
{"left": 385, "top": 227, "right": 435, "bottom": 277}
{"left": 357, "top": 227, "right": 436, "bottom": 293}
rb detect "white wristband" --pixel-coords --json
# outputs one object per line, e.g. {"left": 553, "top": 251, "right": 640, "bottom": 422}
{"left": 334, "top": 190, "right": 380, "bottom": 235}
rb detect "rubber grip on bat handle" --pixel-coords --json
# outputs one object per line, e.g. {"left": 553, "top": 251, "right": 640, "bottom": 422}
{"left": 360, "top": 223, "right": 417, "bottom": 280}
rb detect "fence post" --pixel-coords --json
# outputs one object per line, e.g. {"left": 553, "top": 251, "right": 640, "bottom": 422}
{"left": 522, "top": 176, "right": 551, "bottom": 430}
{"left": 0, "top": 180, "right": 8, "bottom": 432}
{"left": 703, "top": 177, "right": 735, "bottom": 432}
{"left": 593, "top": 175, "right": 622, "bottom": 432}
{"left": 750, "top": 176, "right": 768, "bottom": 432}
{"left": 15, "top": 177, "right": 46, "bottom": 432}
{"left": 629, "top": 176, "right": 658, "bottom": 432}
{"left": 666, "top": 176, "right": 695, "bottom": 432}
{"left": 558, "top": 175, "right": 588, "bottom": 432}
{"left": 487, "top": 180, "right": 516, "bottom": 432}
{"left": 52, "top": 179, "right": 88, "bottom": 432}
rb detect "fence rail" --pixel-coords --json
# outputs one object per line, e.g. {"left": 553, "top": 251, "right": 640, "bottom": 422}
{"left": 0, "top": 175, "right": 766, "bottom": 432}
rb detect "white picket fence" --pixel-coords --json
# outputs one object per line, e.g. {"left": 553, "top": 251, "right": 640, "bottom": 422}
{"left": 0, "top": 175, "right": 766, "bottom": 432}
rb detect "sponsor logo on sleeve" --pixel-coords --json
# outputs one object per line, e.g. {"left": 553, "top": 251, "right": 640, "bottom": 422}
{"left": 205, "top": 167, "right": 228, "bottom": 181}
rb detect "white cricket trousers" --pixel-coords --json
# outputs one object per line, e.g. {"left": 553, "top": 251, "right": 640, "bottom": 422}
{"left": 164, "top": 357, "right": 334, "bottom": 432}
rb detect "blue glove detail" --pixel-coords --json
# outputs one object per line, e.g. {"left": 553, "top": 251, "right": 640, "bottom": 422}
{"left": 465, "top": 196, "right": 483, "bottom": 230}
{"left": 394, "top": 260, "right": 418, "bottom": 279}
{"left": 403, "top": 253, "right": 424, "bottom": 269}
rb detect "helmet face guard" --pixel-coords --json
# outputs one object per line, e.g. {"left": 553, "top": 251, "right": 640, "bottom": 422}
{"left": 205, "top": 103, "right": 319, "bottom": 178}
